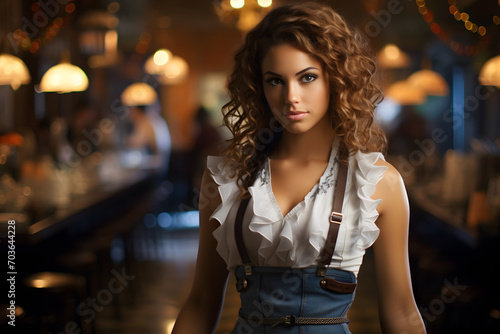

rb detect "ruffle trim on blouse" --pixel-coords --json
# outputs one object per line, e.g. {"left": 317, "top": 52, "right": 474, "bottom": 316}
{"left": 208, "top": 148, "right": 387, "bottom": 269}
{"left": 246, "top": 144, "right": 338, "bottom": 267}
{"left": 207, "top": 156, "right": 241, "bottom": 263}
{"left": 352, "top": 150, "right": 387, "bottom": 250}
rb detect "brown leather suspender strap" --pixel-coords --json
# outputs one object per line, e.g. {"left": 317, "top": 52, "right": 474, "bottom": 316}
{"left": 234, "top": 197, "right": 252, "bottom": 275}
{"left": 234, "top": 154, "right": 349, "bottom": 277}
{"left": 317, "top": 161, "right": 348, "bottom": 276}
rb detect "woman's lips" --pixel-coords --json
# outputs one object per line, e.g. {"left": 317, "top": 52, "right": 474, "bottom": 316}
{"left": 285, "top": 111, "right": 308, "bottom": 121}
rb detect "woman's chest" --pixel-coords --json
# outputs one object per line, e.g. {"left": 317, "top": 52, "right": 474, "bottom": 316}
{"left": 269, "top": 159, "right": 330, "bottom": 218}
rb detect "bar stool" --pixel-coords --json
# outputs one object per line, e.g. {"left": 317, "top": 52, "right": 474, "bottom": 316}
{"left": 56, "top": 249, "right": 98, "bottom": 295}
{"left": 22, "top": 272, "right": 90, "bottom": 334}
{"left": 55, "top": 249, "right": 98, "bottom": 334}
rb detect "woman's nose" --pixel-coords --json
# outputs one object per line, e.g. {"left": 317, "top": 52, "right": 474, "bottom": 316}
{"left": 285, "top": 83, "right": 300, "bottom": 105}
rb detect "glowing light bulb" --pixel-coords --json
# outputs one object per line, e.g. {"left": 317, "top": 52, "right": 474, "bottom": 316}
{"left": 230, "top": 0, "right": 245, "bottom": 9}
{"left": 258, "top": 0, "right": 272, "bottom": 8}
{"left": 154, "top": 49, "right": 171, "bottom": 66}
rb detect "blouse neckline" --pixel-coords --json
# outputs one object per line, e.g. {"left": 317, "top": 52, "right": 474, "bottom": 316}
{"left": 263, "top": 137, "right": 340, "bottom": 221}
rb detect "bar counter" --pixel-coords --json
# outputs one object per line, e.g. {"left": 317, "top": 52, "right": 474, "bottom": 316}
{"left": 1, "top": 164, "right": 159, "bottom": 271}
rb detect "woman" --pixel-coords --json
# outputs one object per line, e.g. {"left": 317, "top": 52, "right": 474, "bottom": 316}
{"left": 173, "top": 2, "right": 426, "bottom": 333}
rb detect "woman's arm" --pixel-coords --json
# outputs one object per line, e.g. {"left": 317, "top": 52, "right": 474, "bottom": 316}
{"left": 371, "top": 160, "right": 426, "bottom": 334}
{"left": 172, "top": 169, "right": 230, "bottom": 334}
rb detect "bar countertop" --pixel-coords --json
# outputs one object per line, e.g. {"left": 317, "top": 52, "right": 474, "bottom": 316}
{"left": 2, "top": 167, "right": 158, "bottom": 247}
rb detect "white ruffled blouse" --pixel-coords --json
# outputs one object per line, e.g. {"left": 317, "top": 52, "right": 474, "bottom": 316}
{"left": 208, "top": 140, "right": 387, "bottom": 276}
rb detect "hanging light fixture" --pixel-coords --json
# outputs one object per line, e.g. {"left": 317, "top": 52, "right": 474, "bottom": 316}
{"left": 0, "top": 54, "right": 31, "bottom": 90}
{"left": 479, "top": 55, "right": 500, "bottom": 88}
{"left": 39, "top": 62, "right": 89, "bottom": 93}
{"left": 377, "top": 44, "right": 410, "bottom": 69}
{"left": 386, "top": 80, "right": 427, "bottom": 105}
{"left": 121, "top": 83, "right": 158, "bottom": 106}
{"left": 407, "top": 69, "right": 449, "bottom": 96}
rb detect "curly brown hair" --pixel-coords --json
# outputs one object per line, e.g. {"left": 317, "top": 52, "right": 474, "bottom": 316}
{"left": 222, "top": 1, "right": 387, "bottom": 198}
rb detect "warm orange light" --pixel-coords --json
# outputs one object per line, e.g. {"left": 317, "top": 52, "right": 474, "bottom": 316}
{"left": 230, "top": 0, "right": 245, "bottom": 9}
{"left": 0, "top": 54, "right": 31, "bottom": 90}
{"left": 39, "top": 62, "right": 88, "bottom": 93}
{"left": 258, "top": 0, "right": 272, "bottom": 8}
{"left": 430, "top": 22, "right": 440, "bottom": 34}
{"left": 377, "top": 44, "right": 410, "bottom": 69}
{"left": 479, "top": 55, "right": 500, "bottom": 88}
{"left": 407, "top": 70, "right": 449, "bottom": 96}
{"left": 66, "top": 3, "right": 75, "bottom": 14}
{"left": 107, "top": 2, "right": 120, "bottom": 13}
{"left": 54, "top": 17, "right": 63, "bottom": 27}
{"left": 153, "top": 49, "right": 171, "bottom": 66}
{"left": 121, "top": 83, "right": 158, "bottom": 106}
{"left": 386, "top": 80, "right": 426, "bottom": 105}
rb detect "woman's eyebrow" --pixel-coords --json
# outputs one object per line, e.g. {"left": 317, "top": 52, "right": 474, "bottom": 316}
{"left": 263, "top": 67, "right": 319, "bottom": 77}
{"left": 295, "top": 67, "right": 319, "bottom": 76}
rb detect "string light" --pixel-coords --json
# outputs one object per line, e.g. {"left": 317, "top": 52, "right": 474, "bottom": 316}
{"left": 447, "top": 0, "right": 486, "bottom": 36}
{"left": 10, "top": 0, "right": 76, "bottom": 54}
{"left": 416, "top": 0, "right": 496, "bottom": 56}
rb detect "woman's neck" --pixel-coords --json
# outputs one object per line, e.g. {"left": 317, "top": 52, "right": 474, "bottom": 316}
{"left": 271, "top": 118, "right": 335, "bottom": 162}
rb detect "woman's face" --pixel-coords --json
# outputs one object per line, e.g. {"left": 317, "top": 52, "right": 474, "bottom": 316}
{"left": 261, "top": 43, "right": 331, "bottom": 135}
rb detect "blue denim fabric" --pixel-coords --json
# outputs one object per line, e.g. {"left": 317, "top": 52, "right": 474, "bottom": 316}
{"left": 231, "top": 266, "right": 357, "bottom": 334}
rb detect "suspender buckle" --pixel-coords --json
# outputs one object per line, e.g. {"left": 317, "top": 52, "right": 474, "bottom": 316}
{"left": 317, "top": 265, "right": 327, "bottom": 277}
{"left": 330, "top": 211, "right": 343, "bottom": 224}
{"left": 244, "top": 263, "right": 253, "bottom": 276}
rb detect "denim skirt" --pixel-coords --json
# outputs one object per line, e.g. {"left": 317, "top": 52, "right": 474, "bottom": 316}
{"left": 231, "top": 266, "right": 357, "bottom": 334}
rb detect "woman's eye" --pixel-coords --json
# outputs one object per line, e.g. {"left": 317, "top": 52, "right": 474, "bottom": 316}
{"left": 301, "top": 74, "right": 317, "bottom": 83}
{"left": 266, "top": 78, "right": 283, "bottom": 86}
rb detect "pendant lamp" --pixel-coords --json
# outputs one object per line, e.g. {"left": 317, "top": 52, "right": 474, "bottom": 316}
{"left": 39, "top": 61, "right": 88, "bottom": 93}
{"left": 479, "top": 55, "right": 500, "bottom": 88}
{"left": 386, "top": 80, "right": 426, "bottom": 105}
{"left": 407, "top": 70, "right": 449, "bottom": 96}
{"left": 377, "top": 44, "right": 410, "bottom": 69}
{"left": 121, "top": 83, "right": 157, "bottom": 107}
{"left": 0, "top": 54, "right": 31, "bottom": 90}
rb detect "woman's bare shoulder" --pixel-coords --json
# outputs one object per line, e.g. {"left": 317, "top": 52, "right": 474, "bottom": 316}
{"left": 372, "top": 158, "right": 409, "bottom": 216}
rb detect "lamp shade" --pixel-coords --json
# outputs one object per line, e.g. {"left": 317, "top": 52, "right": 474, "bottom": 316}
{"left": 479, "top": 55, "right": 500, "bottom": 88}
{"left": 377, "top": 44, "right": 410, "bottom": 69}
{"left": 0, "top": 54, "right": 31, "bottom": 90}
{"left": 386, "top": 80, "right": 426, "bottom": 105}
{"left": 39, "top": 62, "right": 89, "bottom": 93}
{"left": 407, "top": 70, "right": 449, "bottom": 96}
{"left": 120, "top": 83, "right": 157, "bottom": 106}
